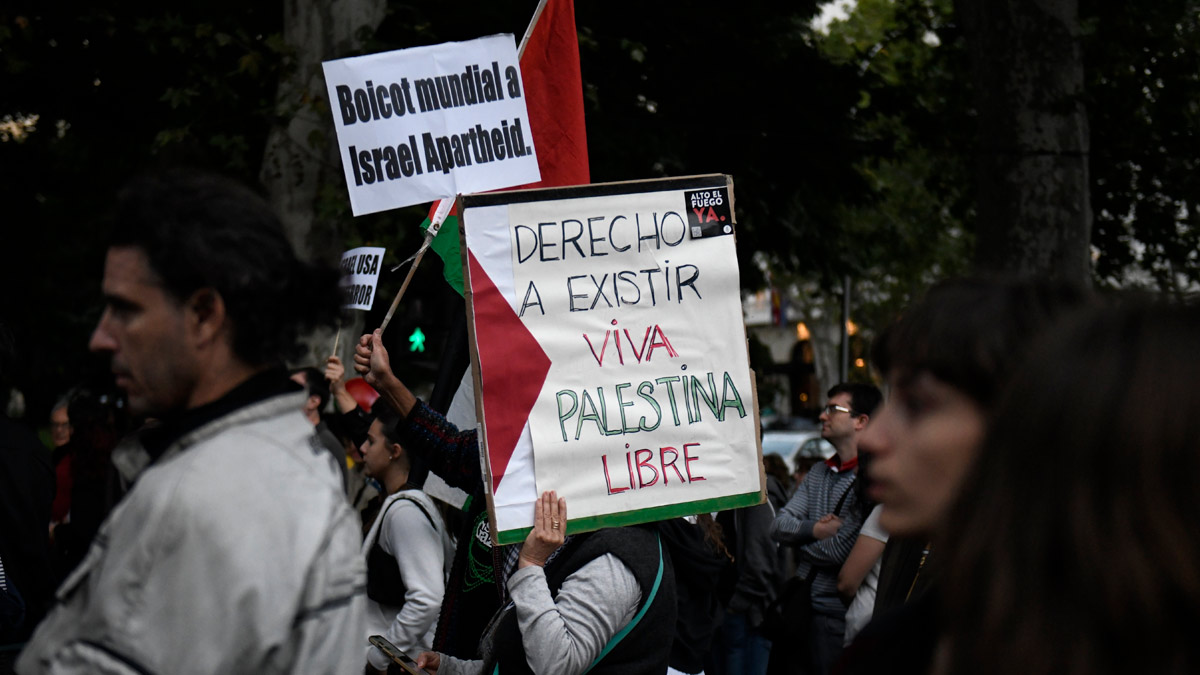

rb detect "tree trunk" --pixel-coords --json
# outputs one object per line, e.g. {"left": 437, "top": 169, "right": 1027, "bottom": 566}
{"left": 262, "top": 0, "right": 385, "bottom": 368}
{"left": 959, "top": 0, "right": 1092, "bottom": 284}
{"left": 808, "top": 316, "right": 842, "bottom": 398}
{"left": 261, "top": 0, "right": 386, "bottom": 262}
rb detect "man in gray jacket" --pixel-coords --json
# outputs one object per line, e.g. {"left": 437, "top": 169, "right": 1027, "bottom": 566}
{"left": 770, "top": 383, "right": 881, "bottom": 675}
{"left": 18, "top": 171, "right": 367, "bottom": 674}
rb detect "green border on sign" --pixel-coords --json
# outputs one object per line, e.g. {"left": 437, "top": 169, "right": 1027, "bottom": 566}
{"left": 494, "top": 489, "right": 764, "bottom": 545}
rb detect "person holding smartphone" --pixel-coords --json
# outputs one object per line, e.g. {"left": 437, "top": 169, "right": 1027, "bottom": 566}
{"left": 359, "top": 401, "right": 454, "bottom": 673}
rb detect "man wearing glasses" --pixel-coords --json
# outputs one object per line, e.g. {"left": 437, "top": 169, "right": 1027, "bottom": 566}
{"left": 770, "top": 383, "right": 881, "bottom": 675}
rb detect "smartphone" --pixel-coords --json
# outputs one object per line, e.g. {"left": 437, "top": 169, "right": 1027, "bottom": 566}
{"left": 368, "top": 635, "right": 432, "bottom": 675}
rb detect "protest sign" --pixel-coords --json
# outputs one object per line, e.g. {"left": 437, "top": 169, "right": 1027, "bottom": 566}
{"left": 460, "top": 175, "right": 762, "bottom": 544}
{"left": 323, "top": 34, "right": 542, "bottom": 216}
{"left": 340, "top": 247, "right": 386, "bottom": 310}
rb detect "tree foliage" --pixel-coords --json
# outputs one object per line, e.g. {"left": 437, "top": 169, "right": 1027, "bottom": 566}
{"left": 574, "top": 0, "right": 866, "bottom": 288}
{"left": 815, "top": 0, "right": 974, "bottom": 313}
{"left": 6, "top": 0, "right": 1200, "bottom": 418}
{"left": 0, "top": 0, "right": 288, "bottom": 413}
{"left": 817, "top": 0, "right": 1200, "bottom": 297}
{"left": 1085, "top": 0, "right": 1200, "bottom": 295}
{"left": 2, "top": 0, "right": 871, "bottom": 413}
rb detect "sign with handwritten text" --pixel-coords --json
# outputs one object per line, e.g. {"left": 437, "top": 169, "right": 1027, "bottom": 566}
{"left": 461, "top": 175, "right": 762, "bottom": 544}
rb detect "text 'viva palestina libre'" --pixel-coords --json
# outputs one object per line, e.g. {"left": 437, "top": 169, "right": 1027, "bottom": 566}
{"left": 555, "top": 370, "right": 746, "bottom": 443}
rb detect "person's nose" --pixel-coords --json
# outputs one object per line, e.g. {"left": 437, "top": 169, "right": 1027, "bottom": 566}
{"left": 859, "top": 403, "right": 889, "bottom": 457}
{"left": 89, "top": 310, "right": 117, "bottom": 354}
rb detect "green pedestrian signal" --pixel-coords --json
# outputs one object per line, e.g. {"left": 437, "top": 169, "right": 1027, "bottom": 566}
{"left": 408, "top": 327, "right": 426, "bottom": 352}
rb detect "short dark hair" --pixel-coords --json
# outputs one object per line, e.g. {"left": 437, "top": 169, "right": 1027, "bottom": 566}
{"left": 827, "top": 382, "right": 882, "bottom": 418}
{"left": 371, "top": 399, "right": 404, "bottom": 446}
{"left": 794, "top": 456, "right": 822, "bottom": 475}
{"left": 371, "top": 399, "right": 424, "bottom": 486}
{"left": 871, "top": 278, "right": 1089, "bottom": 408}
{"left": 109, "top": 170, "right": 341, "bottom": 367}
{"left": 291, "top": 367, "right": 330, "bottom": 411}
{"left": 852, "top": 445, "right": 876, "bottom": 517}
{"left": 941, "top": 302, "right": 1200, "bottom": 674}
{"left": 763, "top": 453, "right": 790, "bottom": 485}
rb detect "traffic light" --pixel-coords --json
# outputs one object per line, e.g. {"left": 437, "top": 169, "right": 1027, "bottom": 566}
{"left": 408, "top": 327, "right": 427, "bottom": 352}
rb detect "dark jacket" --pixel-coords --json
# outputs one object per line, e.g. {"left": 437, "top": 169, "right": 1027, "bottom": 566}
{"left": 660, "top": 518, "right": 730, "bottom": 674}
{"left": 717, "top": 498, "right": 781, "bottom": 627}
{"left": 835, "top": 588, "right": 939, "bottom": 675}
{"left": 398, "top": 400, "right": 498, "bottom": 659}
{"left": 0, "top": 417, "right": 54, "bottom": 643}
{"left": 491, "top": 526, "right": 677, "bottom": 675}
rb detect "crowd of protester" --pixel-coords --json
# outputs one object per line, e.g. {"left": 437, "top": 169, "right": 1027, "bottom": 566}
{"left": 1, "top": 169, "right": 1198, "bottom": 675}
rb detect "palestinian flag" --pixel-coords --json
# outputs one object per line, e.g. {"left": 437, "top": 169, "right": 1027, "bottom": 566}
{"left": 421, "top": 201, "right": 463, "bottom": 295}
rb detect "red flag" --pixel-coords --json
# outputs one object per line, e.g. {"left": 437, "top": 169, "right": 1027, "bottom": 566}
{"left": 421, "top": 0, "right": 589, "bottom": 292}
{"left": 469, "top": 0, "right": 588, "bottom": 493}
{"left": 512, "top": 0, "right": 590, "bottom": 188}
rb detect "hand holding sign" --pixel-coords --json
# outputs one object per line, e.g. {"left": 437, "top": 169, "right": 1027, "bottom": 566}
{"left": 355, "top": 330, "right": 419, "bottom": 418}
{"left": 325, "top": 355, "right": 346, "bottom": 384}
{"left": 325, "top": 356, "right": 360, "bottom": 415}
{"left": 354, "top": 330, "right": 392, "bottom": 387}
{"left": 519, "top": 491, "right": 567, "bottom": 569}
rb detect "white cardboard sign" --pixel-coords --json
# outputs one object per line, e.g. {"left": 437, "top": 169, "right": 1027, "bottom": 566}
{"left": 461, "top": 175, "right": 763, "bottom": 544}
{"left": 323, "top": 34, "right": 541, "bottom": 216}
{"left": 339, "top": 247, "right": 386, "bottom": 310}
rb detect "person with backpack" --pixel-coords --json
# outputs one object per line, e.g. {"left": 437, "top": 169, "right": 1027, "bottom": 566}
{"left": 355, "top": 331, "right": 678, "bottom": 675}
{"left": 360, "top": 400, "right": 454, "bottom": 673}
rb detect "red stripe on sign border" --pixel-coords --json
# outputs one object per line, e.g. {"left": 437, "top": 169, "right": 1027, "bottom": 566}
{"left": 467, "top": 250, "right": 552, "bottom": 494}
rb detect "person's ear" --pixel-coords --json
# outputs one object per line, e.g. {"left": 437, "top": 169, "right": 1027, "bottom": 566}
{"left": 389, "top": 442, "right": 404, "bottom": 462}
{"left": 186, "top": 288, "right": 227, "bottom": 348}
{"left": 855, "top": 414, "right": 870, "bottom": 431}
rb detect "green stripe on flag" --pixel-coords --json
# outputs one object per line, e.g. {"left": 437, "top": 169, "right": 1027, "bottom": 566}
{"left": 493, "top": 490, "right": 764, "bottom": 545}
{"left": 422, "top": 214, "right": 463, "bottom": 296}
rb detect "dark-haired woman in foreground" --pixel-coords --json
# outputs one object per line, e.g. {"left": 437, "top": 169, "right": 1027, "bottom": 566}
{"left": 938, "top": 303, "right": 1200, "bottom": 675}
{"left": 838, "top": 278, "right": 1089, "bottom": 673}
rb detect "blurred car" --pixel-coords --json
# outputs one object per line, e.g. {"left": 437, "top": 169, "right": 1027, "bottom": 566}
{"left": 762, "top": 430, "right": 836, "bottom": 470}
{"left": 764, "top": 416, "right": 819, "bottom": 432}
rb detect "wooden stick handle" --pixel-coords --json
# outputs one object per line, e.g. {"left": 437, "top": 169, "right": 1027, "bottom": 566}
{"left": 518, "top": 0, "right": 550, "bottom": 58}
{"left": 378, "top": 234, "right": 433, "bottom": 336}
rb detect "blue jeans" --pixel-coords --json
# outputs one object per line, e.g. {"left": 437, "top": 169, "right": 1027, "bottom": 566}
{"left": 721, "top": 612, "right": 771, "bottom": 675}
{"left": 807, "top": 613, "right": 846, "bottom": 675}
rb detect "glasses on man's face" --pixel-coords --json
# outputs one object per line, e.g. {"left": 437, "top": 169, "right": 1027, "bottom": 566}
{"left": 821, "top": 403, "right": 853, "bottom": 416}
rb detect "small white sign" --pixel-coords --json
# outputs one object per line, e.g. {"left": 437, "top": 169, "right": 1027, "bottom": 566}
{"left": 339, "top": 247, "right": 386, "bottom": 310}
{"left": 323, "top": 34, "right": 542, "bottom": 216}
